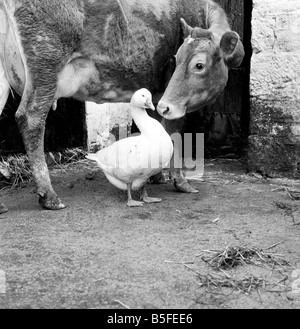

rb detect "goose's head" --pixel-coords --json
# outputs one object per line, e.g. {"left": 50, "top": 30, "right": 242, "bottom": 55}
{"left": 130, "top": 88, "right": 155, "bottom": 111}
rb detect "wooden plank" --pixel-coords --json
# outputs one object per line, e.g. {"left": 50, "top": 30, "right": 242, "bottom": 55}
{"left": 185, "top": 0, "right": 247, "bottom": 157}
{"left": 216, "top": 0, "right": 244, "bottom": 39}
{"left": 212, "top": 0, "right": 245, "bottom": 116}
{"left": 224, "top": 68, "right": 245, "bottom": 114}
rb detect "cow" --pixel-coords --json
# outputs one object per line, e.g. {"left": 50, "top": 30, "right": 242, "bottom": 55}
{"left": 0, "top": 0, "right": 244, "bottom": 213}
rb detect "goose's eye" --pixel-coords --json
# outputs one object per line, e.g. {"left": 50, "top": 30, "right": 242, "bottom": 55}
{"left": 195, "top": 63, "right": 204, "bottom": 71}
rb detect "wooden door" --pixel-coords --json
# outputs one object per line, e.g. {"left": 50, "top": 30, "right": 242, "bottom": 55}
{"left": 0, "top": 93, "right": 86, "bottom": 154}
{"left": 185, "top": 0, "right": 251, "bottom": 158}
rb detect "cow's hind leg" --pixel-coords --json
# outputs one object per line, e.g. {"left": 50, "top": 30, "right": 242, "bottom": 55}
{"left": 15, "top": 86, "right": 66, "bottom": 210}
{"left": 11, "top": 0, "right": 84, "bottom": 210}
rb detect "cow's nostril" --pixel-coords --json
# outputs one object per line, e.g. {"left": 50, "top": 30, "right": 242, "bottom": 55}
{"left": 163, "top": 107, "right": 170, "bottom": 116}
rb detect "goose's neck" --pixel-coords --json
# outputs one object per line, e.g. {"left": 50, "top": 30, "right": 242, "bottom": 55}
{"left": 130, "top": 105, "right": 152, "bottom": 134}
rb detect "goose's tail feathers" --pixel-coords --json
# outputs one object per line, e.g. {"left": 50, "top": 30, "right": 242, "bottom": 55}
{"left": 86, "top": 153, "right": 98, "bottom": 162}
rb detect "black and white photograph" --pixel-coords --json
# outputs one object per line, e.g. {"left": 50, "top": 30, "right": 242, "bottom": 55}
{"left": 0, "top": 0, "right": 300, "bottom": 313}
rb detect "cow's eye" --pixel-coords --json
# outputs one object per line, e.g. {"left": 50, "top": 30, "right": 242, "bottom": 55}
{"left": 195, "top": 63, "right": 204, "bottom": 71}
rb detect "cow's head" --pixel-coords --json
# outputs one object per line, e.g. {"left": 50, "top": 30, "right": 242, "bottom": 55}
{"left": 157, "top": 18, "right": 245, "bottom": 120}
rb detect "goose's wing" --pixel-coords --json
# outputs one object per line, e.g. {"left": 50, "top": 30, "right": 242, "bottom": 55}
{"left": 97, "top": 135, "right": 143, "bottom": 167}
{"left": 91, "top": 135, "right": 151, "bottom": 182}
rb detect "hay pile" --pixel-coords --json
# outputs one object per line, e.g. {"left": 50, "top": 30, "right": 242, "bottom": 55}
{"left": 0, "top": 148, "right": 87, "bottom": 188}
{"left": 194, "top": 244, "right": 292, "bottom": 294}
{"left": 0, "top": 155, "right": 32, "bottom": 188}
{"left": 166, "top": 241, "right": 293, "bottom": 295}
{"left": 200, "top": 244, "right": 292, "bottom": 270}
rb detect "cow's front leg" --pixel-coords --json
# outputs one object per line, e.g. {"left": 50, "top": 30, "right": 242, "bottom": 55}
{"left": 15, "top": 90, "right": 66, "bottom": 210}
{"left": 170, "top": 140, "right": 199, "bottom": 194}
{"left": 163, "top": 118, "right": 199, "bottom": 193}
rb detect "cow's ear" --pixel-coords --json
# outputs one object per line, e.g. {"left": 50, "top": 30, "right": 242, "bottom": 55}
{"left": 220, "top": 31, "right": 245, "bottom": 68}
{"left": 180, "top": 18, "right": 193, "bottom": 39}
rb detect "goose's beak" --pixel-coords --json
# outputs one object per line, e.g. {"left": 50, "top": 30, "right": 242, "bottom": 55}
{"left": 145, "top": 99, "right": 155, "bottom": 111}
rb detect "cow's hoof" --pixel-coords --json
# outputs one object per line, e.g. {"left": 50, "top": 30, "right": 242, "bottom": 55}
{"left": 150, "top": 172, "right": 166, "bottom": 184}
{"left": 127, "top": 200, "right": 144, "bottom": 207}
{"left": 174, "top": 180, "right": 199, "bottom": 193}
{"left": 0, "top": 202, "right": 8, "bottom": 214}
{"left": 39, "top": 195, "right": 66, "bottom": 210}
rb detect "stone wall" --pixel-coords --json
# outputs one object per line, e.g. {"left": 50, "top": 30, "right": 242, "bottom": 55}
{"left": 248, "top": 0, "right": 300, "bottom": 177}
{"left": 85, "top": 102, "right": 132, "bottom": 152}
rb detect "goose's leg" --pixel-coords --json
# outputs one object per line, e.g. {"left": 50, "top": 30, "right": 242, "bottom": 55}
{"left": 140, "top": 186, "right": 162, "bottom": 203}
{"left": 127, "top": 183, "right": 144, "bottom": 207}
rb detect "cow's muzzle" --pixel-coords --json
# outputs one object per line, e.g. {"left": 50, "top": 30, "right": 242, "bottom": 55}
{"left": 157, "top": 101, "right": 186, "bottom": 120}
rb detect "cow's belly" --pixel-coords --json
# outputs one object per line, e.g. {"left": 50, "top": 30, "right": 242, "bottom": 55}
{"left": 0, "top": 4, "right": 25, "bottom": 96}
{"left": 56, "top": 56, "right": 135, "bottom": 104}
{"left": 55, "top": 55, "right": 95, "bottom": 99}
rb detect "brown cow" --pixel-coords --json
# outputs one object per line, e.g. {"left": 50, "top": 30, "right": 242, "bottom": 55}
{"left": 0, "top": 0, "right": 244, "bottom": 212}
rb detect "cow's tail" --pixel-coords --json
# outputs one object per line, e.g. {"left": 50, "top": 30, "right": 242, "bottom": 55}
{"left": 2, "top": 0, "right": 28, "bottom": 94}
{"left": 0, "top": 1, "right": 10, "bottom": 115}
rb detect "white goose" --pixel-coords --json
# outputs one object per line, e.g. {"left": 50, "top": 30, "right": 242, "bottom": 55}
{"left": 86, "top": 88, "right": 173, "bottom": 207}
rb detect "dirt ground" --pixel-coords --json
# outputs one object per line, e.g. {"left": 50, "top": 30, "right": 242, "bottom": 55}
{"left": 1, "top": 158, "right": 300, "bottom": 309}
